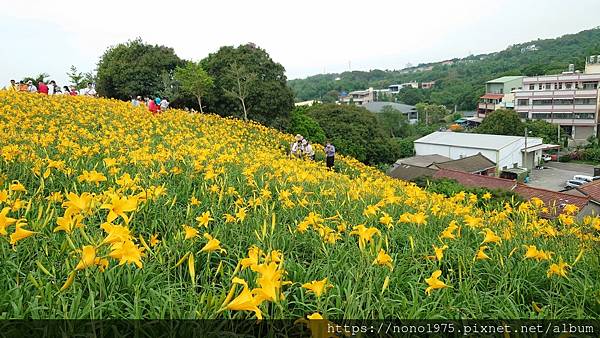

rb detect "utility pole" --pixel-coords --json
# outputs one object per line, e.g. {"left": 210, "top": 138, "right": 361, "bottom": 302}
{"left": 524, "top": 127, "right": 528, "bottom": 170}
{"left": 557, "top": 124, "right": 561, "bottom": 155}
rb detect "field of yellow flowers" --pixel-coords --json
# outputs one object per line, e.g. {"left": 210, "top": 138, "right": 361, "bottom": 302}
{"left": 0, "top": 90, "right": 598, "bottom": 320}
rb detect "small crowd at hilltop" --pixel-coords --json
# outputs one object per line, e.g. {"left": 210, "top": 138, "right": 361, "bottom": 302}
{"left": 290, "top": 134, "right": 336, "bottom": 169}
{"left": 3, "top": 79, "right": 172, "bottom": 115}
{"left": 5, "top": 79, "right": 97, "bottom": 96}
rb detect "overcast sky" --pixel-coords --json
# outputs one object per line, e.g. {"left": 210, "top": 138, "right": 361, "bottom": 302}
{"left": 2, "top": 0, "right": 600, "bottom": 85}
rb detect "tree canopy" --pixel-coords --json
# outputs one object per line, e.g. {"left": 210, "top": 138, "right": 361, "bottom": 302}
{"left": 476, "top": 109, "right": 525, "bottom": 136}
{"left": 96, "top": 38, "right": 184, "bottom": 100}
{"left": 305, "top": 104, "right": 400, "bottom": 164}
{"left": 174, "top": 61, "right": 213, "bottom": 113}
{"left": 201, "top": 43, "right": 294, "bottom": 129}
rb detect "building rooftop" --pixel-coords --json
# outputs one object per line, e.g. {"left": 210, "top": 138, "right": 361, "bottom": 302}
{"left": 430, "top": 153, "right": 496, "bottom": 173}
{"left": 394, "top": 154, "right": 451, "bottom": 168}
{"left": 486, "top": 76, "right": 525, "bottom": 84}
{"left": 514, "top": 184, "right": 590, "bottom": 219}
{"left": 363, "top": 102, "right": 417, "bottom": 114}
{"left": 388, "top": 164, "right": 437, "bottom": 181}
{"left": 414, "top": 131, "right": 542, "bottom": 151}
{"left": 576, "top": 179, "right": 600, "bottom": 203}
{"left": 433, "top": 168, "right": 517, "bottom": 190}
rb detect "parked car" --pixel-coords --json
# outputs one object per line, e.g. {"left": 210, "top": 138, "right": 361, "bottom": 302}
{"left": 565, "top": 179, "right": 587, "bottom": 189}
{"left": 572, "top": 175, "right": 600, "bottom": 183}
{"left": 542, "top": 154, "right": 552, "bottom": 162}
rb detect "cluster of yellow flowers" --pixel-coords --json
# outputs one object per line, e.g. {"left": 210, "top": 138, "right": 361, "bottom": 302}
{"left": 0, "top": 91, "right": 598, "bottom": 319}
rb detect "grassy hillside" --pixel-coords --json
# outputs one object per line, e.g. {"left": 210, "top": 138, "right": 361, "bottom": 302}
{"left": 0, "top": 91, "right": 598, "bottom": 320}
{"left": 290, "top": 27, "right": 600, "bottom": 110}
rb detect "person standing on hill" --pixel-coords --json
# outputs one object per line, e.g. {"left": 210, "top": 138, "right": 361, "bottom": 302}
{"left": 27, "top": 81, "right": 38, "bottom": 93}
{"left": 290, "top": 134, "right": 303, "bottom": 158}
{"left": 6, "top": 80, "right": 17, "bottom": 91}
{"left": 80, "top": 83, "right": 96, "bottom": 96}
{"left": 148, "top": 98, "right": 159, "bottom": 115}
{"left": 303, "top": 139, "right": 315, "bottom": 161}
{"left": 324, "top": 141, "right": 335, "bottom": 169}
{"left": 160, "top": 97, "right": 170, "bottom": 111}
{"left": 38, "top": 81, "right": 49, "bottom": 95}
{"left": 48, "top": 80, "right": 58, "bottom": 95}
{"left": 18, "top": 81, "right": 28, "bottom": 92}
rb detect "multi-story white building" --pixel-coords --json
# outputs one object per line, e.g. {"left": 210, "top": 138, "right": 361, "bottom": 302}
{"left": 514, "top": 56, "right": 600, "bottom": 142}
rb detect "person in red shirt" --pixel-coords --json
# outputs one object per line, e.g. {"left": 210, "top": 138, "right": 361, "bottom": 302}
{"left": 69, "top": 86, "right": 78, "bottom": 96}
{"left": 38, "top": 81, "right": 49, "bottom": 95}
{"left": 148, "top": 98, "right": 159, "bottom": 115}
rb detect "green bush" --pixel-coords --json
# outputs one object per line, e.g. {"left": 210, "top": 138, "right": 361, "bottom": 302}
{"left": 288, "top": 107, "right": 326, "bottom": 144}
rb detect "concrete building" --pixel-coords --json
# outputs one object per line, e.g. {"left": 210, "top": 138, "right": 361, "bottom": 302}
{"left": 514, "top": 56, "right": 600, "bottom": 143}
{"left": 421, "top": 81, "right": 436, "bottom": 89}
{"left": 339, "top": 88, "right": 376, "bottom": 105}
{"left": 414, "top": 131, "right": 553, "bottom": 171}
{"left": 477, "top": 76, "right": 525, "bottom": 117}
{"left": 388, "top": 82, "right": 419, "bottom": 94}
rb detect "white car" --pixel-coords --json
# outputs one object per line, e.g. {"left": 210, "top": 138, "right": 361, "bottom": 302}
{"left": 565, "top": 179, "right": 587, "bottom": 189}
{"left": 542, "top": 154, "right": 552, "bottom": 162}
{"left": 572, "top": 175, "right": 600, "bottom": 183}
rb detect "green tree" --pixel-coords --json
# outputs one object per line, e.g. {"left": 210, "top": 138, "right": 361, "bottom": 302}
{"left": 321, "top": 90, "right": 339, "bottom": 103}
{"left": 201, "top": 43, "right": 294, "bottom": 128}
{"left": 96, "top": 38, "right": 184, "bottom": 100}
{"left": 174, "top": 62, "right": 214, "bottom": 113}
{"left": 415, "top": 103, "right": 448, "bottom": 125}
{"left": 476, "top": 109, "right": 525, "bottom": 136}
{"left": 288, "top": 107, "right": 326, "bottom": 144}
{"left": 377, "top": 105, "right": 409, "bottom": 138}
{"left": 23, "top": 73, "right": 50, "bottom": 84}
{"left": 222, "top": 62, "right": 256, "bottom": 120}
{"left": 67, "top": 66, "right": 85, "bottom": 89}
{"left": 525, "top": 119, "right": 564, "bottom": 144}
{"left": 396, "top": 87, "right": 426, "bottom": 105}
{"left": 306, "top": 104, "right": 400, "bottom": 164}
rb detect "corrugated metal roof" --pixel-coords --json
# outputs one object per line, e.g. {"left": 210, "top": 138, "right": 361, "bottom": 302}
{"left": 415, "top": 132, "right": 542, "bottom": 151}
{"left": 486, "top": 76, "right": 525, "bottom": 83}
{"left": 395, "top": 154, "right": 451, "bottom": 167}
{"left": 363, "top": 102, "right": 416, "bottom": 114}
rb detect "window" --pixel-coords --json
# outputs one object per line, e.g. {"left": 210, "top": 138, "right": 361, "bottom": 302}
{"left": 565, "top": 82, "right": 572, "bottom": 89}
{"left": 557, "top": 82, "right": 563, "bottom": 90}
{"left": 538, "top": 83, "right": 543, "bottom": 90}
{"left": 553, "top": 99, "right": 573, "bottom": 105}
{"left": 583, "top": 82, "right": 598, "bottom": 90}
{"left": 552, "top": 112, "right": 573, "bottom": 119}
{"left": 532, "top": 99, "right": 553, "bottom": 105}
{"left": 574, "top": 98, "right": 595, "bottom": 105}
{"left": 529, "top": 84, "right": 535, "bottom": 90}
{"left": 573, "top": 112, "right": 595, "bottom": 119}
{"left": 517, "top": 99, "right": 529, "bottom": 106}
{"left": 532, "top": 113, "right": 551, "bottom": 119}
{"left": 518, "top": 111, "right": 529, "bottom": 119}
{"left": 545, "top": 83, "right": 552, "bottom": 89}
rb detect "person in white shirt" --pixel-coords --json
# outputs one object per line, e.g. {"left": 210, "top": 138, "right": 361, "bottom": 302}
{"left": 27, "top": 80, "right": 37, "bottom": 93}
{"left": 80, "top": 83, "right": 97, "bottom": 96}
{"left": 48, "top": 80, "right": 57, "bottom": 95}
{"left": 290, "top": 134, "right": 304, "bottom": 158}
{"left": 160, "top": 98, "right": 170, "bottom": 111}
{"left": 303, "top": 139, "right": 315, "bottom": 160}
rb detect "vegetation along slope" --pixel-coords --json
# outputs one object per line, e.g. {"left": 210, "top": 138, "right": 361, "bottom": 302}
{"left": 0, "top": 91, "right": 598, "bottom": 319}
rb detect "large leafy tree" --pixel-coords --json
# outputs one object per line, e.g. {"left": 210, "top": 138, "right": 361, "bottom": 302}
{"left": 306, "top": 104, "right": 400, "bottom": 164}
{"left": 174, "top": 61, "right": 214, "bottom": 113}
{"left": 96, "top": 38, "right": 184, "bottom": 100}
{"left": 201, "top": 43, "right": 294, "bottom": 129}
{"left": 476, "top": 109, "right": 525, "bottom": 136}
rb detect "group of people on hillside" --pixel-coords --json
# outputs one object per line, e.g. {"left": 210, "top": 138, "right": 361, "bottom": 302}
{"left": 291, "top": 134, "right": 336, "bottom": 169}
{"left": 5, "top": 79, "right": 97, "bottom": 96}
{"left": 131, "top": 96, "right": 170, "bottom": 114}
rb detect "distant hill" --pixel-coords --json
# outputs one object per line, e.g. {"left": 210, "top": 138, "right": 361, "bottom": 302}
{"left": 289, "top": 27, "right": 600, "bottom": 110}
